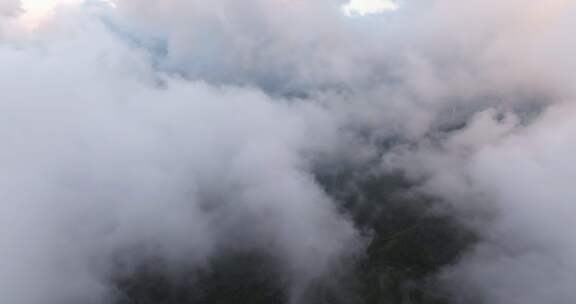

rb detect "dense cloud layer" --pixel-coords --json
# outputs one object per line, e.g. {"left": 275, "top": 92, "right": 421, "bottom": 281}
{"left": 2, "top": 0, "right": 576, "bottom": 303}
{"left": 0, "top": 6, "right": 356, "bottom": 303}
{"left": 0, "top": 0, "right": 19, "bottom": 17}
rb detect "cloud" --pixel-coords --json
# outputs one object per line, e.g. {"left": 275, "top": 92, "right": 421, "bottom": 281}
{"left": 343, "top": 0, "right": 399, "bottom": 16}
{"left": 3, "top": 0, "right": 576, "bottom": 303}
{"left": 433, "top": 104, "right": 576, "bottom": 303}
{"left": 0, "top": 7, "right": 356, "bottom": 303}
{"left": 0, "top": 0, "right": 20, "bottom": 16}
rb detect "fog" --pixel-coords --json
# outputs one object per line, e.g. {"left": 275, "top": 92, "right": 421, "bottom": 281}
{"left": 1, "top": 0, "right": 576, "bottom": 303}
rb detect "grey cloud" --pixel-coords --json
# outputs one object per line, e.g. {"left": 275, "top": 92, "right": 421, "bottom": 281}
{"left": 4, "top": 0, "right": 576, "bottom": 303}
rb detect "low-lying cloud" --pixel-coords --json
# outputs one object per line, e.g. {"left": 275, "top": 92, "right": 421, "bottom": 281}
{"left": 2, "top": 0, "right": 576, "bottom": 303}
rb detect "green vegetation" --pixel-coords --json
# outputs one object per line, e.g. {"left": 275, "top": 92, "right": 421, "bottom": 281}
{"left": 114, "top": 166, "right": 475, "bottom": 304}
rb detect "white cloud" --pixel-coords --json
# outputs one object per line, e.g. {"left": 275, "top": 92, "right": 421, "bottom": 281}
{"left": 342, "top": 0, "right": 399, "bottom": 16}
{"left": 3, "top": 0, "right": 576, "bottom": 303}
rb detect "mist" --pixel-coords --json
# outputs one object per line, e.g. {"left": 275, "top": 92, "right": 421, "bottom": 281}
{"left": 1, "top": 0, "right": 576, "bottom": 303}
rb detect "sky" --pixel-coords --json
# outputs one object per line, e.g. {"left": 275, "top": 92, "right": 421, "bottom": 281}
{"left": 343, "top": 0, "right": 399, "bottom": 15}
{"left": 18, "top": 0, "right": 80, "bottom": 27}
{"left": 18, "top": 0, "right": 399, "bottom": 27}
